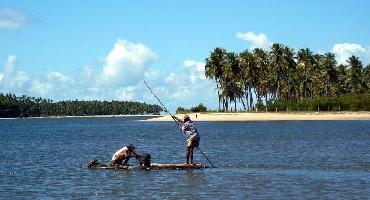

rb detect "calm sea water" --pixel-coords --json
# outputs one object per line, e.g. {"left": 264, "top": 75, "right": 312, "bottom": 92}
{"left": 0, "top": 117, "right": 370, "bottom": 199}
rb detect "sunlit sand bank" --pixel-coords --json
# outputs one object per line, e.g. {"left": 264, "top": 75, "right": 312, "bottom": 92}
{"left": 0, "top": 115, "right": 161, "bottom": 120}
{"left": 145, "top": 112, "right": 370, "bottom": 121}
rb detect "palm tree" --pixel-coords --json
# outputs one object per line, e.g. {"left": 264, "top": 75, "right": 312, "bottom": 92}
{"left": 297, "top": 48, "right": 315, "bottom": 98}
{"left": 269, "top": 44, "right": 297, "bottom": 100}
{"left": 336, "top": 64, "right": 349, "bottom": 95}
{"left": 310, "top": 54, "right": 325, "bottom": 97}
{"left": 360, "top": 64, "right": 370, "bottom": 93}
{"left": 269, "top": 43, "right": 287, "bottom": 99}
{"left": 220, "top": 52, "right": 241, "bottom": 111}
{"left": 203, "top": 43, "right": 370, "bottom": 113}
{"left": 347, "top": 55, "right": 363, "bottom": 93}
{"left": 321, "top": 53, "right": 338, "bottom": 96}
{"left": 253, "top": 48, "right": 269, "bottom": 104}
{"left": 282, "top": 46, "right": 297, "bottom": 100}
{"left": 239, "top": 50, "right": 256, "bottom": 110}
{"left": 205, "top": 47, "right": 227, "bottom": 111}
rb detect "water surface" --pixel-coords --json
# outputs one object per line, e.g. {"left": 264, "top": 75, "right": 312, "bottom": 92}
{"left": 1, "top": 118, "right": 370, "bottom": 199}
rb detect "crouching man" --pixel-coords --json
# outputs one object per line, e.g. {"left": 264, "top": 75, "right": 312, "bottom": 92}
{"left": 111, "top": 144, "right": 138, "bottom": 166}
{"left": 136, "top": 153, "right": 151, "bottom": 167}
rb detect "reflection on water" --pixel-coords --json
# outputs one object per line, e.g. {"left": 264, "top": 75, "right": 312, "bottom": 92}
{"left": 0, "top": 117, "right": 370, "bottom": 199}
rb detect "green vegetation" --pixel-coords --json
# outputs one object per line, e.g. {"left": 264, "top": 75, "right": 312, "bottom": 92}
{"left": 176, "top": 103, "right": 207, "bottom": 113}
{"left": 264, "top": 93, "right": 370, "bottom": 112}
{"left": 0, "top": 93, "right": 163, "bottom": 118}
{"left": 205, "top": 44, "right": 370, "bottom": 111}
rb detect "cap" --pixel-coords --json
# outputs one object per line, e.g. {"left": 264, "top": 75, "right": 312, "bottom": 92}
{"left": 183, "top": 115, "right": 190, "bottom": 122}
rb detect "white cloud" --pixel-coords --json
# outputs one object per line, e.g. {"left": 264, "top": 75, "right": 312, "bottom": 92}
{"left": 236, "top": 32, "right": 272, "bottom": 50}
{"left": 332, "top": 43, "right": 370, "bottom": 65}
{"left": 0, "top": 7, "right": 27, "bottom": 30}
{"left": 144, "top": 68, "right": 160, "bottom": 81}
{"left": 45, "top": 71, "right": 71, "bottom": 83}
{"left": 115, "top": 86, "right": 136, "bottom": 101}
{"left": 31, "top": 71, "right": 74, "bottom": 98}
{"left": 0, "top": 55, "right": 30, "bottom": 92}
{"left": 183, "top": 60, "right": 206, "bottom": 80}
{"left": 4, "top": 54, "right": 17, "bottom": 72}
{"left": 171, "top": 86, "right": 193, "bottom": 100}
{"left": 137, "top": 59, "right": 217, "bottom": 111}
{"left": 157, "top": 60, "right": 216, "bottom": 109}
{"left": 31, "top": 79, "right": 52, "bottom": 96}
{"left": 183, "top": 60, "right": 204, "bottom": 73}
{"left": 0, "top": 40, "right": 219, "bottom": 112}
{"left": 101, "top": 39, "right": 158, "bottom": 86}
{"left": 165, "top": 72, "right": 177, "bottom": 84}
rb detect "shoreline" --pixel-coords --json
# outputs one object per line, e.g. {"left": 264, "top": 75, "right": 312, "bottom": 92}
{"left": 0, "top": 114, "right": 162, "bottom": 120}
{"left": 1, "top": 112, "right": 370, "bottom": 121}
{"left": 145, "top": 111, "right": 370, "bottom": 121}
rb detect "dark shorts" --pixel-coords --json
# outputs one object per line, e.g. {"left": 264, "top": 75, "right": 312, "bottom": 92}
{"left": 187, "top": 139, "right": 199, "bottom": 147}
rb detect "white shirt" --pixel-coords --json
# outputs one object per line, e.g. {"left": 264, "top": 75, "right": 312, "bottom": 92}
{"left": 111, "top": 146, "right": 128, "bottom": 161}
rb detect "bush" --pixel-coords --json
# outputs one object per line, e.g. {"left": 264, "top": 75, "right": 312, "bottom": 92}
{"left": 255, "top": 100, "right": 266, "bottom": 111}
{"left": 176, "top": 107, "right": 186, "bottom": 113}
{"left": 266, "top": 93, "right": 370, "bottom": 112}
{"left": 176, "top": 103, "right": 207, "bottom": 113}
{"left": 191, "top": 103, "right": 207, "bottom": 112}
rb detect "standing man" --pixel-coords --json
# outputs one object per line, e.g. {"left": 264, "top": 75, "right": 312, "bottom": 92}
{"left": 111, "top": 144, "right": 138, "bottom": 166}
{"left": 173, "top": 115, "right": 200, "bottom": 165}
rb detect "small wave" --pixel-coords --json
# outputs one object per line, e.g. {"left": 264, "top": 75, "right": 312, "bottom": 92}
{"left": 212, "top": 163, "right": 370, "bottom": 173}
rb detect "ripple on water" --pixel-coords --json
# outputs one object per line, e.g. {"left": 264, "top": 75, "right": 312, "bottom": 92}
{"left": 0, "top": 118, "right": 370, "bottom": 199}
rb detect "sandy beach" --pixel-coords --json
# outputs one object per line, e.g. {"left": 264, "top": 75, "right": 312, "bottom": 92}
{"left": 2, "top": 112, "right": 369, "bottom": 121}
{"left": 146, "top": 112, "right": 370, "bottom": 121}
{"left": 0, "top": 114, "right": 162, "bottom": 120}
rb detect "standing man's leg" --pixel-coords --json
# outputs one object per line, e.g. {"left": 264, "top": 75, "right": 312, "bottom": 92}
{"left": 191, "top": 139, "right": 199, "bottom": 164}
{"left": 189, "top": 146, "right": 194, "bottom": 164}
{"left": 186, "top": 146, "right": 191, "bottom": 164}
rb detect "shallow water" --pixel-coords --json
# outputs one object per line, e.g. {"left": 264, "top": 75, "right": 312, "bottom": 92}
{"left": 1, "top": 118, "right": 370, "bottom": 199}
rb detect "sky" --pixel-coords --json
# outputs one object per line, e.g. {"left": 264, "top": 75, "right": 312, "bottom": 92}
{"left": 1, "top": 0, "right": 370, "bottom": 111}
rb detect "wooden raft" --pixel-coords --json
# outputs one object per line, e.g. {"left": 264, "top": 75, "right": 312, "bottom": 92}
{"left": 150, "top": 163, "right": 208, "bottom": 170}
{"left": 89, "top": 163, "right": 209, "bottom": 170}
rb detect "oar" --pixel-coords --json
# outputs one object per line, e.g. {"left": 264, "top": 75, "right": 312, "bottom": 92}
{"left": 144, "top": 81, "right": 215, "bottom": 168}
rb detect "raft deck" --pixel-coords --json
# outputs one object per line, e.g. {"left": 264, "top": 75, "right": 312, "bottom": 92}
{"left": 89, "top": 163, "right": 209, "bottom": 170}
{"left": 150, "top": 163, "right": 208, "bottom": 170}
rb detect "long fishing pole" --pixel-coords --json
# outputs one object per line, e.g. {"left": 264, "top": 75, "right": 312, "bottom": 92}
{"left": 144, "top": 81, "right": 174, "bottom": 118}
{"left": 144, "top": 81, "right": 215, "bottom": 167}
{"left": 196, "top": 146, "right": 215, "bottom": 168}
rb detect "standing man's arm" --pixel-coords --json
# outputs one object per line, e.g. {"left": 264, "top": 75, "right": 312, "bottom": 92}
{"left": 172, "top": 116, "right": 185, "bottom": 129}
{"left": 172, "top": 116, "right": 184, "bottom": 123}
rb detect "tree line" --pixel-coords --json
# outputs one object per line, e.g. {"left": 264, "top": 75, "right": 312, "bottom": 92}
{"left": 0, "top": 93, "right": 163, "bottom": 118}
{"left": 205, "top": 44, "right": 370, "bottom": 111}
{"left": 176, "top": 103, "right": 207, "bottom": 113}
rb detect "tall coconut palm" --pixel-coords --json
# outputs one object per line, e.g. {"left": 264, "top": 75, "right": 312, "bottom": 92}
{"left": 310, "top": 54, "right": 325, "bottom": 97}
{"left": 282, "top": 46, "right": 297, "bottom": 100}
{"left": 297, "top": 48, "right": 315, "bottom": 98}
{"left": 269, "top": 43, "right": 288, "bottom": 99}
{"left": 205, "top": 47, "right": 227, "bottom": 111}
{"left": 239, "top": 50, "right": 256, "bottom": 110}
{"left": 321, "top": 53, "right": 338, "bottom": 96}
{"left": 336, "top": 64, "right": 349, "bottom": 95}
{"left": 347, "top": 55, "right": 363, "bottom": 93}
{"left": 360, "top": 64, "right": 370, "bottom": 93}
{"left": 253, "top": 48, "right": 270, "bottom": 104}
{"left": 220, "top": 52, "right": 241, "bottom": 111}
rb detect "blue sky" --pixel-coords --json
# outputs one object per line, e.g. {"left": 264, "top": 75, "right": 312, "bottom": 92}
{"left": 1, "top": 0, "right": 370, "bottom": 111}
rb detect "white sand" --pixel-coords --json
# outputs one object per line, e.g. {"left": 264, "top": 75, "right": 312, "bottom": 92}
{"left": 146, "top": 112, "right": 370, "bottom": 121}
